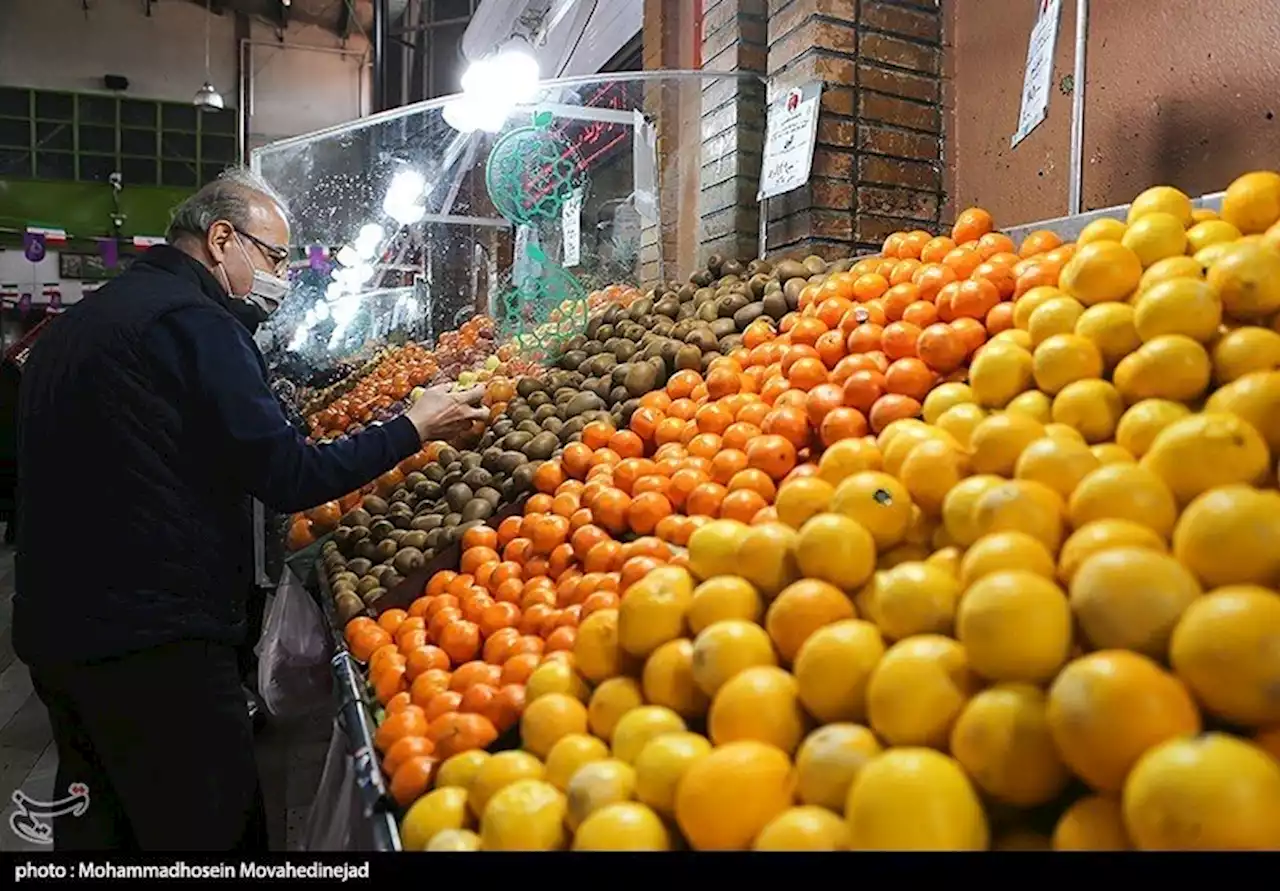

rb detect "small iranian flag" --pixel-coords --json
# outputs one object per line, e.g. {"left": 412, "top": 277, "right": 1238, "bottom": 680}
{"left": 25, "top": 226, "right": 67, "bottom": 245}
{"left": 132, "top": 235, "right": 167, "bottom": 248}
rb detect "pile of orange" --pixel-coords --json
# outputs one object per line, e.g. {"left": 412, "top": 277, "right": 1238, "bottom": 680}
{"left": 344, "top": 505, "right": 683, "bottom": 808}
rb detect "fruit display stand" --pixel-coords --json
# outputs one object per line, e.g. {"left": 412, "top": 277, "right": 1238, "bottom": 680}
{"left": 255, "top": 71, "right": 1280, "bottom": 852}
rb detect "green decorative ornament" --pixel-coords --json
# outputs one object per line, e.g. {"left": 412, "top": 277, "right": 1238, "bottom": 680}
{"left": 485, "top": 110, "right": 587, "bottom": 225}
{"left": 496, "top": 243, "right": 589, "bottom": 361}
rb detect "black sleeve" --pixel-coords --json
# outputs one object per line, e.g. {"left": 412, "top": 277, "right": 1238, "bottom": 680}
{"left": 148, "top": 307, "right": 422, "bottom": 513}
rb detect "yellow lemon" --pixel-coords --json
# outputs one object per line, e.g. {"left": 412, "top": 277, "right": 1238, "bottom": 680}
{"left": 957, "top": 570, "right": 1073, "bottom": 683}
{"left": 922, "top": 382, "right": 975, "bottom": 423}
{"left": 1057, "top": 519, "right": 1168, "bottom": 585}
{"left": 1032, "top": 333, "right": 1104, "bottom": 394}
{"left": 617, "top": 565, "right": 695, "bottom": 658}
{"left": 1205, "top": 369, "right": 1280, "bottom": 452}
{"left": 1172, "top": 485, "right": 1280, "bottom": 588}
{"left": 573, "top": 802, "right": 671, "bottom": 851}
{"left": 1004, "top": 388, "right": 1053, "bottom": 423}
{"left": 674, "top": 741, "right": 794, "bottom": 851}
{"left": 642, "top": 638, "right": 708, "bottom": 719}
{"left": 1028, "top": 296, "right": 1086, "bottom": 346}
{"left": 1069, "top": 548, "right": 1202, "bottom": 657}
{"left": 794, "top": 513, "right": 877, "bottom": 590}
{"left": 1186, "top": 218, "right": 1242, "bottom": 252}
{"left": 970, "top": 478, "right": 1066, "bottom": 553}
{"left": 1059, "top": 241, "right": 1143, "bottom": 305}
{"left": 1013, "top": 285, "right": 1066, "bottom": 330}
{"left": 969, "top": 340, "right": 1034, "bottom": 407}
{"left": 1115, "top": 399, "right": 1192, "bottom": 458}
{"left": 401, "top": 786, "right": 473, "bottom": 851}
{"left": 830, "top": 471, "right": 913, "bottom": 551}
{"left": 934, "top": 402, "right": 987, "bottom": 448}
{"left": 1014, "top": 435, "right": 1101, "bottom": 498}
{"left": 871, "top": 562, "right": 962, "bottom": 640}
{"left": 1211, "top": 326, "right": 1280, "bottom": 384}
{"left": 1068, "top": 463, "right": 1178, "bottom": 538}
{"left": 736, "top": 522, "right": 800, "bottom": 598}
{"left": 690, "top": 619, "right": 777, "bottom": 696}
{"left": 1127, "top": 184, "right": 1194, "bottom": 226}
{"left": 1206, "top": 240, "right": 1280, "bottom": 320}
{"left": 940, "top": 474, "right": 1004, "bottom": 547}
{"left": 688, "top": 576, "right": 762, "bottom": 634}
{"left": 969, "top": 412, "right": 1044, "bottom": 476}
{"left": 754, "top": 806, "right": 851, "bottom": 851}
{"left": 479, "top": 779, "right": 567, "bottom": 851}
{"left": 816, "top": 437, "right": 883, "bottom": 485}
{"left": 544, "top": 734, "right": 611, "bottom": 793}
{"left": 845, "top": 749, "right": 988, "bottom": 851}
{"left": 795, "top": 723, "right": 882, "bottom": 811}
{"left": 1121, "top": 211, "right": 1188, "bottom": 266}
{"left": 586, "top": 677, "right": 644, "bottom": 742}
{"left": 899, "top": 438, "right": 969, "bottom": 517}
{"left": 610, "top": 706, "right": 686, "bottom": 765}
{"left": 686, "top": 519, "right": 750, "bottom": 581}
{"left": 950, "top": 683, "right": 1070, "bottom": 807}
{"left": 1220, "top": 169, "right": 1280, "bottom": 233}
{"left": 1141, "top": 412, "right": 1271, "bottom": 504}
{"left": 793, "top": 619, "right": 885, "bottom": 723}
{"left": 866, "top": 635, "right": 977, "bottom": 748}
{"left": 1052, "top": 795, "right": 1132, "bottom": 851}
{"left": 1112, "top": 335, "right": 1211, "bottom": 404}
{"left": 1077, "top": 217, "right": 1127, "bottom": 244}
{"left": 774, "top": 475, "right": 835, "bottom": 529}
{"left": 708, "top": 665, "right": 806, "bottom": 754}
{"left": 1074, "top": 301, "right": 1140, "bottom": 368}
{"left": 565, "top": 759, "right": 636, "bottom": 831}
{"left": 1138, "top": 255, "right": 1207, "bottom": 293}
{"left": 1133, "top": 277, "right": 1222, "bottom": 343}
{"left": 959, "top": 531, "right": 1056, "bottom": 586}
{"left": 1051, "top": 379, "right": 1124, "bottom": 443}
{"left": 633, "top": 731, "right": 712, "bottom": 817}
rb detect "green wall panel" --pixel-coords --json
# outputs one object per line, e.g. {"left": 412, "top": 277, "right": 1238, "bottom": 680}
{"left": 0, "top": 179, "right": 193, "bottom": 242}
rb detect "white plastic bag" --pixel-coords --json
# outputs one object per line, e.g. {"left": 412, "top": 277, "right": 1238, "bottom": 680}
{"left": 300, "top": 722, "right": 358, "bottom": 851}
{"left": 256, "top": 567, "right": 333, "bottom": 718}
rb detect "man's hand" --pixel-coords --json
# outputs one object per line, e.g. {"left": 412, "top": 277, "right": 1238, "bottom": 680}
{"left": 405, "top": 384, "right": 489, "bottom": 444}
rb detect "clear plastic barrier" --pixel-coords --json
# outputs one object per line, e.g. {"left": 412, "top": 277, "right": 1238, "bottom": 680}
{"left": 250, "top": 72, "right": 761, "bottom": 413}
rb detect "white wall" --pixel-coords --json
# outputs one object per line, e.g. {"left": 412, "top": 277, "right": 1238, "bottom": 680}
{"left": 0, "top": 0, "right": 369, "bottom": 147}
{"left": 0, "top": 0, "right": 237, "bottom": 104}
{"left": 0, "top": 247, "right": 90, "bottom": 307}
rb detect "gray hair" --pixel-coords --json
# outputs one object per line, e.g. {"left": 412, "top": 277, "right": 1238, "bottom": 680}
{"left": 167, "top": 167, "right": 290, "bottom": 243}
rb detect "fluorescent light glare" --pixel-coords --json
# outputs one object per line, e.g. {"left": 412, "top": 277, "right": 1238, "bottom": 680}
{"left": 335, "top": 245, "right": 359, "bottom": 267}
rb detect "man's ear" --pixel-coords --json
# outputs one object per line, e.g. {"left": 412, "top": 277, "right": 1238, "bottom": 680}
{"left": 206, "top": 220, "right": 235, "bottom": 265}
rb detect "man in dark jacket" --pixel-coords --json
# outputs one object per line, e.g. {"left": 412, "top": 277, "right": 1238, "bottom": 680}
{"left": 13, "top": 169, "right": 487, "bottom": 851}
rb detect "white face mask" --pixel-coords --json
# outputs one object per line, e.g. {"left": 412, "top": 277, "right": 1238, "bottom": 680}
{"left": 219, "top": 232, "right": 289, "bottom": 317}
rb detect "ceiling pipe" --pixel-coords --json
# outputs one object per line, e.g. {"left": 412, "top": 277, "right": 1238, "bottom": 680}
{"left": 373, "top": 0, "right": 390, "bottom": 112}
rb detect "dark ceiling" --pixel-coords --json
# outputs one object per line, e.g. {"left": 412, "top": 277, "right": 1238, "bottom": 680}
{"left": 178, "top": 0, "right": 401, "bottom": 38}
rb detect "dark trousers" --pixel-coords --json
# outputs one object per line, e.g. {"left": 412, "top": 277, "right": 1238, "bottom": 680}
{"left": 29, "top": 640, "right": 269, "bottom": 852}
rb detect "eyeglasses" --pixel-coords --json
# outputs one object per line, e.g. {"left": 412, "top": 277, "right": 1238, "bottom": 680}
{"left": 235, "top": 227, "right": 290, "bottom": 275}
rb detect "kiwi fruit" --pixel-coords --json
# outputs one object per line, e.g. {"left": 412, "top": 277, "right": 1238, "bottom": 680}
{"left": 445, "top": 483, "right": 473, "bottom": 512}
{"left": 361, "top": 495, "right": 389, "bottom": 516}
{"left": 565, "top": 392, "right": 604, "bottom": 417}
{"left": 361, "top": 588, "right": 386, "bottom": 609}
{"left": 624, "top": 361, "right": 657, "bottom": 397}
{"left": 400, "top": 531, "right": 429, "bottom": 551}
{"left": 674, "top": 344, "right": 703, "bottom": 371}
{"left": 403, "top": 471, "right": 427, "bottom": 491}
{"left": 381, "top": 571, "right": 404, "bottom": 592}
{"left": 734, "top": 303, "right": 766, "bottom": 330}
{"left": 331, "top": 570, "right": 359, "bottom": 589}
{"left": 476, "top": 486, "right": 502, "bottom": 508}
{"left": 425, "top": 528, "right": 445, "bottom": 550}
{"left": 341, "top": 508, "right": 372, "bottom": 528}
{"left": 803, "top": 255, "right": 827, "bottom": 275}
{"left": 355, "top": 575, "right": 380, "bottom": 596}
{"left": 762, "top": 291, "right": 789, "bottom": 321}
{"left": 515, "top": 378, "right": 543, "bottom": 398}
{"left": 413, "top": 480, "right": 441, "bottom": 500}
{"left": 410, "top": 514, "right": 443, "bottom": 532}
{"left": 496, "top": 451, "right": 526, "bottom": 475}
{"left": 525, "top": 432, "right": 559, "bottom": 461}
{"left": 334, "top": 592, "right": 364, "bottom": 624}
{"left": 775, "top": 259, "right": 807, "bottom": 281}
{"left": 373, "top": 540, "right": 397, "bottom": 562}
{"left": 517, "top": 419, "right": 542, "bottom": 436}
{"left": 347, "top": 526, "right": 370, "bottom": 544}
{"left": 392, "top": 547, "right": 425, "bottom": 575}
{"left": 424, "top": 464, "right": 446, "bottom": 483}
{"left": 462, "top": 499, "right": 494, "bottom": 522}
{"left": 443, "top": 513, "right": 462, "bottom": 529}
{"left": 709, "top": 318, "right": 738, "bottom": 339}
{"left": 511, "top": 463, "right": 537, "bottom": 493}
{"left": 370, "top": 519, "right": 395, "bottom": 541}
{"left": 461, "top": 468, "right": 492, "bottom": 489}
{"left": 707, "top": 253, "right": 726, "bottom": 276}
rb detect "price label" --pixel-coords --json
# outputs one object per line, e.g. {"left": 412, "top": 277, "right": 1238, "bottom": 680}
{"left": 562, "top": 189, "right": 583, "bottom": 268}
{"left": 1012, "top": 0, "right": 1063, "bottom": 147}
{"left": 758, "top": 82, "right": 823, "bottom": 201}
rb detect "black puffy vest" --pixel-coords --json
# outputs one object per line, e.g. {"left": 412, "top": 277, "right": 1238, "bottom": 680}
{"left": 15, "top": 248, "right": 255, "bottom": 666}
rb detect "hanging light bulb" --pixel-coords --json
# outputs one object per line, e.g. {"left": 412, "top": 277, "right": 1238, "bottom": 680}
{"left": 194, "top": 1, "right": 224, "bottom": 111}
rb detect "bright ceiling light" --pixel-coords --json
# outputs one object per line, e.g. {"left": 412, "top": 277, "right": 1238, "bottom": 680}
{"left": 335, "top": 245, "right": 359, "bottom": 267}
{"left": 355, "top": 223, "right": 384, "bottom": 259}
{"left": 193, "top": 82, "right": 224, "bottom": 110}
{"left": 313, "top": 301, "right": 330, "bottom": 322}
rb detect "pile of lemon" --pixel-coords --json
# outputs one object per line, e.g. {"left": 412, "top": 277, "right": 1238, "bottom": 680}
{"left": 396, "top": 172, "right": 1280, "bottom": 852}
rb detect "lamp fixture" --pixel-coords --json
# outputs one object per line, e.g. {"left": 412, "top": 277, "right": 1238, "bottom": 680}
{"left": 194, "top": 0, "right": 224, "bottom": 111}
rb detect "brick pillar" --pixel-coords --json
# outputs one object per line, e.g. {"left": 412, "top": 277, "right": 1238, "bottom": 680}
{"left": 698, "top": 0, "right": 768, "bottom": 265}
{"left": 766, "top": 0, "right": 944, "bottom": 259}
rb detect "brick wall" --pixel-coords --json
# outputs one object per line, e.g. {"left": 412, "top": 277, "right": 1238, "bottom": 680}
{"left": 698, "top": 0, "right": 768, "bottom": 265}
{"left": 765, "top": 0, "right": 944, "bottom": 259}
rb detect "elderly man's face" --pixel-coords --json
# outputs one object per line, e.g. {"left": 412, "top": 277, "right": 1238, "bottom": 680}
{"left": 207, "top": 193, "right": 291, "bottom": 298}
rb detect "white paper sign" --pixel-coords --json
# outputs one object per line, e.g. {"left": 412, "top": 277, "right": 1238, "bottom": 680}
{"left": 632, "top": 109, "right": 659, "bottom": 223}
{"left": 1012, "top": 0, "right": 1062, "bottom": 147}
{"left": 562, "top": 189, "right": 583, "bottom": 268}
{"left": 758, "top": 82, "right": 823, "bottom": 201}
